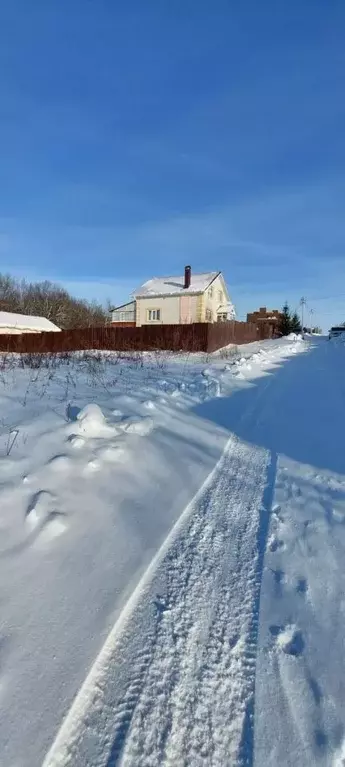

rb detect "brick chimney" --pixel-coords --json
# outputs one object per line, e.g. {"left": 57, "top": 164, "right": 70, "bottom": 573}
{"left": 184, "top": 265, "right": 191, "bottom": 289}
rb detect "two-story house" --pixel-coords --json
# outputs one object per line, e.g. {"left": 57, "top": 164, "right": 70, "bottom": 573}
{"left": 111, "top": 266, "right": 235, "bottom": 327}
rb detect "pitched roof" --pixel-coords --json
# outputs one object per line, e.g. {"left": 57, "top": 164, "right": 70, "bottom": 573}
{"left": 109, "top": 300, "right": 136, "bottom": 312}
{"left": 0, "top": 311, "right": 61, "bottom": 332}
{"left": 133, "top": 271, "right": 219, "bottom": 298}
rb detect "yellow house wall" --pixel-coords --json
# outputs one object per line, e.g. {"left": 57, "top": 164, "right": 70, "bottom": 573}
{"left": 136, "top": 295, "right": 180, "bottom": 326}
{"left": 204, "top": 274, "right": 229, "bottom": 322}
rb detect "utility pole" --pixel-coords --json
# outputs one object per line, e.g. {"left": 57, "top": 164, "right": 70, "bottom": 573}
{"left": 309, "top": 308, "right": 314, "bottom": 333}
{"left": 300, "top": 297, "right": 306, "bottom": 335}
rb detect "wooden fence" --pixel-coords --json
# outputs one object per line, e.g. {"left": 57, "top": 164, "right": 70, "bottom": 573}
{"left": 0, "top": 321, "right": 272, "bottom": 355}
{"left": 207, "top": 321, "right": 271, "bottom": 352}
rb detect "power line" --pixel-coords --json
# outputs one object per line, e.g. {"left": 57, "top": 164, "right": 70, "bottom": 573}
{"left": 307, "top": 292, "right": 345, "bottom": 302}
{"left": 310, "top": 309, "right": 344, "bottom": 316}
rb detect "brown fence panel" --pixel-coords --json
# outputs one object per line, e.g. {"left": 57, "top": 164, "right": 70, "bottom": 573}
{"left": 257, "top": 323, "right": 274, "bottom": 340}
{"left": 0, "top": 321, "right": 272, "bottom": 355}
{"left": 206, "top": 321, "right": 260, "bottom": 352}
{"left": 0, "top": 323, "right": 210, "bottom": 354}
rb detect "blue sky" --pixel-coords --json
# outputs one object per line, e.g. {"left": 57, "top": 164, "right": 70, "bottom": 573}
{"left": 0, "top": 1, "right": 344, "bottom": 329}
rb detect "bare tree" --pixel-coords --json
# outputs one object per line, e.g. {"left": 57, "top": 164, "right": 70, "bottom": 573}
{"left": 0, "top": 273, "right": 107, "bottom": 329}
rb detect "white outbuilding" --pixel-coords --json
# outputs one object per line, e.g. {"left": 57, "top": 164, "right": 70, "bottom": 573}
{"left": 0, "top": 311, "right": 61, "bottom": 334}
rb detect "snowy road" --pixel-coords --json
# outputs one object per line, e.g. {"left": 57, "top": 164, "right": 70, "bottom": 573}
{"left": 2, "top": 336, "right": 345, "bottom": 766}
{"left": 42, "top": 336, "right": 345, "bottom": 767}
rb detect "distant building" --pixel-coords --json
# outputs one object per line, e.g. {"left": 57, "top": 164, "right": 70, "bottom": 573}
{"left": 0, "top": 311, "right": 61, "bottom": 334}
{"left": 111, "top": 266, "right": 236, "bottom": 326}
{"left": 247, "top": 306, "right": 282, "bottom": 336}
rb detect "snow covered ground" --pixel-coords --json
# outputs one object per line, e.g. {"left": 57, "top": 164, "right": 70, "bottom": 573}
{"left": 1, "top": 336, "right": 345, "bottom": 766}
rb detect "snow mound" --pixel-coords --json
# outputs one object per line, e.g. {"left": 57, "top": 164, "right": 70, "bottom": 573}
{"left": 82, "top": 459, "right": 101, "bottom": 475}
{"left": 273, "top": 624, "right": 305, "bottom": 656}
{"left": 143, "top": 400, "right": 156, "bottom": 410}
{"left": 334, "top": 740, "right": 345, "bottom": 766}
{"left": 286, "top": 333, "right": 302, "bottom": 341}
{"left": 76, "top": 404, "right": 115, "bottom": 438}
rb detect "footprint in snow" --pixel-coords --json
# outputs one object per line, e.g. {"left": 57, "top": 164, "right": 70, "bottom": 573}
{"left": 229, "top": 633, "right": 240, "bottom": 650}
{"left": 34, "top": 511, "right": 67, "bottom": 547}
{"left": 118, "top": 416, "right": 154, "bottom": 436}
{"left": 66, "top": 403, "right": 81, "bottom": 422}
{"left": 47, "top": 454, "right": 71, "bottom": 472}
{"left": 268, "top": 534, "right": 285, "bottom": 553}
{"left": 272, "top": 504, "right": 285, "bottom": 523}
{"left": 25, "top": 490, "right": 55, "bottom": 530}
{"left": 25, "top": 490, "right": 67, "bottom": 541}
{"left": 67, "top": 434, "right": 85, "bottom": 449}
{"left": 296, "top": 577, "right": 307, "bottom": 595}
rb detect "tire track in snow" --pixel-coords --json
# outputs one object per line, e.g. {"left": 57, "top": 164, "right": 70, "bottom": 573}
{"left": 43, "top": 436, "right": 274, "bottom": 767}
{"left": 109, "top": 439, "right": 273, "bottom": 767}
{"left": 106, "top": 357, "right": 282, "bottom": 767}
{"left": 239, "top": 451, "right": 278, "bottom": 767}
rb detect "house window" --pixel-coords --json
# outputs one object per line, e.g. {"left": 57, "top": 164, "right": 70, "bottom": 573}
{"left": 205, "top": 309, "right": 213, "bottom": 322}
{"left": 218, "top": 290, "right": 223, "bottom": 303}
{"left": 147, "top": 308, "right": 161, "bottom": 322}
{"left": 217, "top": 313, "right": 228, "bottom": 322}
{"left": 208, "top": 287, "right": 213, "bottom": 299}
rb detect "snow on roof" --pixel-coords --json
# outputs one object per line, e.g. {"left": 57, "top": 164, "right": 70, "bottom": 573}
{"left": 133, "top": 271, "right": 220, "bottom": 298}
{"left": 0, "top": 311, "right": 61, "bottom": 332}
{"left": 217, "top": 302, "right": 236, "bottom": 317}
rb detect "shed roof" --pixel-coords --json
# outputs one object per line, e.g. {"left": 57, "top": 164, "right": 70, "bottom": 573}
{"left": 110, "top": 300, "right": 136, "bottom": 312}
{"left": 0, "top": 311, "right": 61, "bottom": 332}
